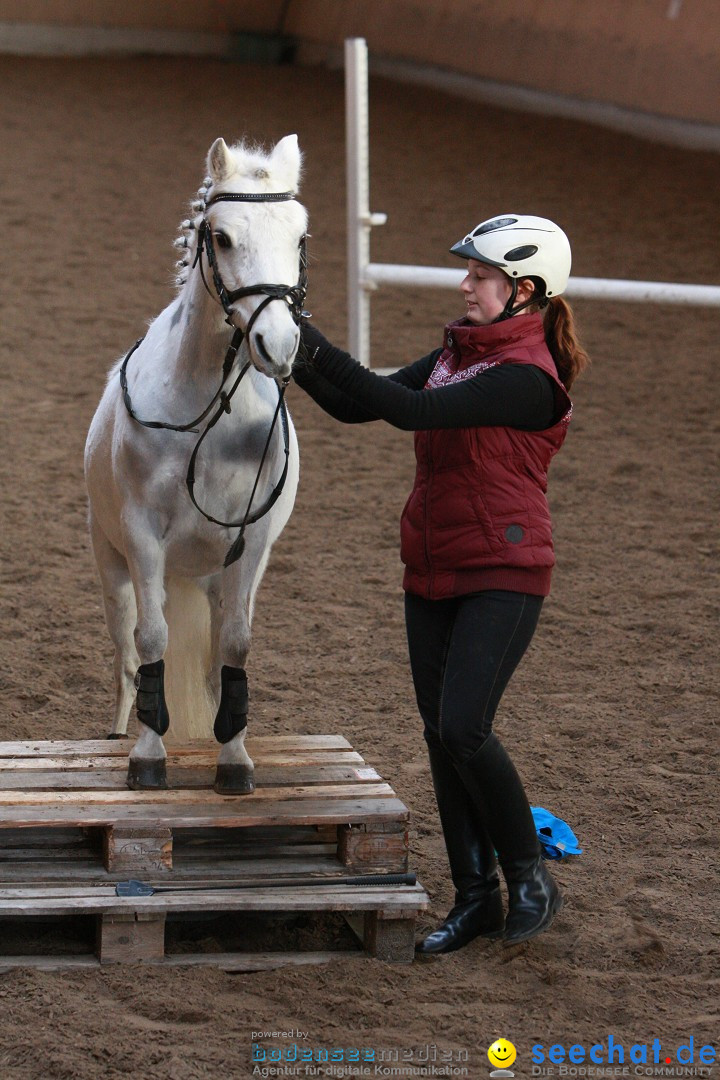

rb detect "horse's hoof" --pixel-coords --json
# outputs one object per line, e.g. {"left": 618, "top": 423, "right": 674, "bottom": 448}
{"left": 107, "top": 732, "right": 129, "bottom": 740}
{"left": 213, "top": 764, "right": 255, "bottom": 795}
{"left": 126, "top": 758, "right": 168, "bottom": 790}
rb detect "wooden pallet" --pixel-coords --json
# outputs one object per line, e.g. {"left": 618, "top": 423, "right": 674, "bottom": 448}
{"left": 0, "top": 736, "right": 428, "bottom": 970}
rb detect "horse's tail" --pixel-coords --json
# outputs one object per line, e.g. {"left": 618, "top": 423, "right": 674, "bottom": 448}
{"left": 163, "top": 578, "right": 215, "bottom": 743}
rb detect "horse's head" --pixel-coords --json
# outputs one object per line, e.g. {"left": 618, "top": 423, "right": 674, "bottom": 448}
{"left": 201, "top": 135, "right": 308, "bottom": 381}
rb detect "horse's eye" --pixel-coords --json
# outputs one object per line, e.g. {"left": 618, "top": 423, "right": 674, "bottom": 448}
{"left": 214, "top": 231, "right": 232, "bottom": 250}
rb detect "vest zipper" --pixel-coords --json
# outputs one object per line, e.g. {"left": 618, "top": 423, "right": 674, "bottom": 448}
{"left": 423, "top": 435, "right": 434, "bottom": 593}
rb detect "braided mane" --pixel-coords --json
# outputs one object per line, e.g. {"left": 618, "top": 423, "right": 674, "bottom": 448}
{"left": 172, "top": 178, "right": 209, "bottom": 289}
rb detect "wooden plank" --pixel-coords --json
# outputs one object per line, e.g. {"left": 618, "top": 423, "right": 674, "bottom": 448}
{"left": 164, "top": 857, "right": 350, "bottom": 880}
{"left": 161, "top": 950, "right": 353, "bottom": 970}
{"left": 0, "top": 883, "right": 429, "bottom": 917}
{"left": 0, "top": 823, "right": 337, "bottom": 862}
{"left": 0, "top": 796, "right": 409, "bottom": 830}
{"left": 174, "top": 836, "right": 339, "bottom": 855}
{"left": 0, "top": 828, "right": 97, "bottom": 854}
{"left": 0, "top": 751, "right": 366, "bottom": 771}
{"left": 174, "top": 822, "right": 337, "bottom": 838}
{"left": 0, "top": 826, "right": 91, "bottom": 843}
{"left": 0, "top": 886, "right": 121, "bottom": 898}
{"left": 0, "top": 735, "right": 354, "bottom": 757}
{"left": 0, "top": 765, "right": 382, "bottom": 791}
{"left": 0, "top": 862, "right": 109, "bottom": 883}
{"left": 0, "top": 828, "right": 343, "bottom": 856}
{"left": 0, "top": 955, "right": 101, "bottom": 972}
{"left": 169, "top": 855, "right": 355, "bottom": 877}
{"left": 0, "top": 783, "right": 395, "bottom": 806}
{"left": 0, "top": 795, "right": 409, "bottom": 830}
{"left": 0, "top": 846, "right": 99, "bottom": 862}
{"left": 0, "top": 863, "right": 415, "bottom": 896}
{"left": 0, "top": 852, "right": 345, "bottom": 885}
{"left": 0, "top": 950, "right": 350, "bottom": 972}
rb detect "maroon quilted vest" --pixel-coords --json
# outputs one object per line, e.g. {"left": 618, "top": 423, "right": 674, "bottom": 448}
{"left": 400, "top": 314, "right": 571, "bottom": 599}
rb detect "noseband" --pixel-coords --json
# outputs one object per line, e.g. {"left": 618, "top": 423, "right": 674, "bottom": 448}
{"left": 119, "top": 188, "right": 309, "bottom": 567}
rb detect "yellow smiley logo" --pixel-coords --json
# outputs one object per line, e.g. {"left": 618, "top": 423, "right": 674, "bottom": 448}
{"left": 488, "top": 1039, "right": 517, "bottom": 1069}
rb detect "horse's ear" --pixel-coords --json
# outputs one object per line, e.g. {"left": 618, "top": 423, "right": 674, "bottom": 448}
{"left": 207, "top": 138, "right": 235, "bottom": 182}
{"left": 270, "top": 134, "right": 302, "bottom": 189}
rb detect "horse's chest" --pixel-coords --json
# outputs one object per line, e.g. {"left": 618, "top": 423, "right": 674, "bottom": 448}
{"left": 109, "top": 390, "right": 290, "bottom": 576}
{"left": 158, "top": 492, "right": 243, "bottom": 576}
{"left": 147, "top": 421, "right": 282, "bottom": 559}
{"left": 123, "top": 410, "right": 275, "bottom": 497}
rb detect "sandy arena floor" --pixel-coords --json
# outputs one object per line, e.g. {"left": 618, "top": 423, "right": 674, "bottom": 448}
{"left": 0, "top": 53, "right": 718, "bottom": 1080}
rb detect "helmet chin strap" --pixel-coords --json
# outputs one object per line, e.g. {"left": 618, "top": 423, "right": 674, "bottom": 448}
{"left": 493, "top": 279, "right": 519, "bottom": 323}
{"left": 493, "top": 279, "right": 549, "bottom": 323}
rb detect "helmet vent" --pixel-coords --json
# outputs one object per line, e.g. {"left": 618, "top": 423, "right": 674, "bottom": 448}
{"left": 505, "top": 245, "right": 538, "bottom": 261}
{"left": 472, "top": 216, "right": 518, "bottom": 236}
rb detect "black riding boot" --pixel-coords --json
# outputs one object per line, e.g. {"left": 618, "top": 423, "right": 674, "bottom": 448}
{"left": 416, "top": 745, "right": 505, "bottom": 955}
{"left": 456, "top": 733, "right": 562, "bottom": 946}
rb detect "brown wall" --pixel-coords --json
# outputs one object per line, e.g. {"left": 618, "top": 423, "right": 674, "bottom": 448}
{"left": 1, "top": 0, "right": 718, "bottom": 126}
{"left": 0, "top": 1, "right": 284, "bottom": 34}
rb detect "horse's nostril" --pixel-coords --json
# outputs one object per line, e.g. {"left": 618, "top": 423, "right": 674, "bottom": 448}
{"left": 253, "top": 331, "right": 296, "bottom": 373}
{"left": 254, "top": 334, "right": 273, "bottom": 365}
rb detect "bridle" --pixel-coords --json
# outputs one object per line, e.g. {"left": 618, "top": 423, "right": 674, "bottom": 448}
{"left": 196, "top": 189, "right": 309, "bottom": 331}
{"left": 119, "top": 188, "right": 309, "bottom": 567}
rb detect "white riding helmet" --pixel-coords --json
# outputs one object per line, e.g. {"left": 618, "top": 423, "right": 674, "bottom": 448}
{"left": 450, "top": 214, "right": 571, "bottom": 299}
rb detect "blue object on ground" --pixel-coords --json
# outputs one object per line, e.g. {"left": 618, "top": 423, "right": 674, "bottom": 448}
{"left": 531, "top": 806, "right": 583, "bottom": 859}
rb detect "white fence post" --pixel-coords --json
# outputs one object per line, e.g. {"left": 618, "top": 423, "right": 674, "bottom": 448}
{"left": 345, "top": 37, "right": 386, "bottom": 366}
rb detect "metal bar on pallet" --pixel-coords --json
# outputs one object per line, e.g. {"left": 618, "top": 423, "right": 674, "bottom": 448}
{"left": 115, "top": 872, "right": 417, "bottom": 896}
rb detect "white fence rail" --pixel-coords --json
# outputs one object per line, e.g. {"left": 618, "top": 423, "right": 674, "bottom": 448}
{"left": 345, "top": 37, "right": 720, "bottom": 367}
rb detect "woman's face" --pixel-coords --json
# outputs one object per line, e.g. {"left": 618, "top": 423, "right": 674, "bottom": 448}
{"left": 460, "top": 259, "right": 532, "bottom": 325}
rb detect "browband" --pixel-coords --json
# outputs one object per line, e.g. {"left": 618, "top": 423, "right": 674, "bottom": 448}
{"left": 205, "top": 191, "right": 296, "bottom": 206}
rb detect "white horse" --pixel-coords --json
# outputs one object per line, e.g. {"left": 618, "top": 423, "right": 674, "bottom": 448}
{"left": 84, "top": 135, "right": 306, "bottom": 794}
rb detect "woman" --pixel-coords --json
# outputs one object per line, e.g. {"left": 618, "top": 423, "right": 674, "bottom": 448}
{"left": 293, "top": 215, "right": 589, "bottom": 952}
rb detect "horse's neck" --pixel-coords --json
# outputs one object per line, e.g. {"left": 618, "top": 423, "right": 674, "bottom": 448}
{"left": 173, "top": 268, "right": 237, "bottom": 384}
{"left": 168, "top": 268, "right": 267, "bottom": 421}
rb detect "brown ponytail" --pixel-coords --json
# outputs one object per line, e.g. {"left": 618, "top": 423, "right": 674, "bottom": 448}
{"left": 542, "top": 296, "right": 590, "bottom": 391}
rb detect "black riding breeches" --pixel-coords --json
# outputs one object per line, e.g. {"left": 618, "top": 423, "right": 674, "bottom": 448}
{"left": 404, "top": 590, "right": 544, "bottom": 764}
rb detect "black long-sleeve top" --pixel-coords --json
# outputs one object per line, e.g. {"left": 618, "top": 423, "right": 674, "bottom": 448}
{"left": 293, "top": 323, "right": 561, "bottom": 432}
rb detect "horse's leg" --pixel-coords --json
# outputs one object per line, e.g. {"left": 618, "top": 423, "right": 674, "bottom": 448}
{"left": 205, "top": 573, "right": 224, "bottom": 708}
{"left": 212, "top": 544, "right": 271, "bottom": 794}
{"left": 89, "top": 514, "right": 139, "bottom": 738}
{"left": 123, "top": 522, "right": 170, "bottom": 789}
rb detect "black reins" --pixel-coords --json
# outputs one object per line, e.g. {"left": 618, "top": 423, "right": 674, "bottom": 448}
{"left": 119, "top": 188, "right": 308, "bottom": 567}
{"left": 119, "top": 327, "right": 247, "bottom": 434}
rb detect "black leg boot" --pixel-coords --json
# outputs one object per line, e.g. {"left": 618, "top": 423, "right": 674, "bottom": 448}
{"left": 456, "top": 733, "right": 563, "bottom": 946}
{"left": 127, "top": 660, "right": 170, "bottom": 790}
{"left": 416, "top": 745, "right": 505, "bottom": 955}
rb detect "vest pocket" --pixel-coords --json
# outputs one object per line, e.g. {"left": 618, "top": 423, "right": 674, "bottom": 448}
{"left": 400, "top": 491, "right": 428, "bottom": 569}
{"left": 469, "top": 491, "right": 507, "bottom": 556}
